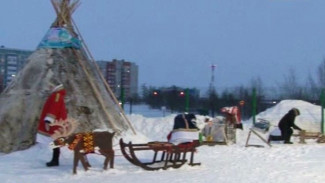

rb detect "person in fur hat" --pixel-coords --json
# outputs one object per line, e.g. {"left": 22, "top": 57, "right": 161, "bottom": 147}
{"left": 278, "top": 108, "right": 302, "bottom": 144}
{"left": 38, "top": 81, "right": 67, "bottom": 167}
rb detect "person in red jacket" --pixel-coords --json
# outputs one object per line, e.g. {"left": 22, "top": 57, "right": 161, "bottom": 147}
{"left": 38, "top": 83, "right": 67, "bottom": 167}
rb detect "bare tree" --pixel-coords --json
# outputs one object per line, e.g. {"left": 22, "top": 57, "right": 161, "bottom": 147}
{"left": 305, "top": 72, "right": 320, "bottom": 101}
{"left": 250, "top": 77, "right": 265, "bottom": 98}
{"left": 318, "top": 59, "right": 325, "bottom": 88}
{"left": 279, "top": 68, "right": 304, "bottom": 99}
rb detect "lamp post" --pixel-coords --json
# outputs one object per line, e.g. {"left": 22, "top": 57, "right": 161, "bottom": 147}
{"left": 252, "top": 88, "right": 257, "bottom": 125}
{"left": 321, "top": 89, "right": 325, "bottom": 134}
{"left": 120, "top": 67, "right": 125, "bottom": 109}
{"left": 209, "top": 64, "right": 217, "bottom": 117}
{"left": 239, "top": 100, "right": 245, "bottom": 120}
{"left": 185, "top": 89, "right": 189, "bottom": 112}
{"left": 0, "top": 59, "right": 2, "bottom": 92}
{"left": 119, "top": 64, "right": 130, "bottom": 110}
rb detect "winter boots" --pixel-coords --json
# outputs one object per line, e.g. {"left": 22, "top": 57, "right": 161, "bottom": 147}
{"left": 284, "top": 141, "right": 293, "bottom": 144}
{"left": 46, "top": 148, "right": 60, "bottom": 167}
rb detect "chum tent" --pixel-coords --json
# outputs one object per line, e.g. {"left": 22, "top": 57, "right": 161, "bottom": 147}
{"left": 0, "top": 0, "right": 135, "bottom": 153}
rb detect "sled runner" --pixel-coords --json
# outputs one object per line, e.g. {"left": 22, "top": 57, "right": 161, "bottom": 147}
{"left": 120, "top": 138, "right": 201, "bottom": 170}
{"left": 245, "top": 128, "right": 271, "bottom": 148}
{"left": 298, "top": 130, "right": 321, "bottom": 144}
{"left": 245, "top": 119, "right": 272, "bottom": 148}
{"left": 119, "top": 113, "right": 201, "bottom": 170}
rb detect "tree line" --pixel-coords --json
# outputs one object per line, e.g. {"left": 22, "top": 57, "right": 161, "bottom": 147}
{"left": 126, "top": 60, "right": 325, "bottom": 119}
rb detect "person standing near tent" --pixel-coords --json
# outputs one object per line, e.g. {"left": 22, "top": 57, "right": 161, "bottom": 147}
{"left": 278, "top": 108, "right": 302, "bottom": 144}
{"left": 38, "top": 82, "right": 67, "bottom": 167}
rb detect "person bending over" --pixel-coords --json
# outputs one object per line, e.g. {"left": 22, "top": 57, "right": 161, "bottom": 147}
{"left": 278, "top": 108, "right": 302, "bottom": 144}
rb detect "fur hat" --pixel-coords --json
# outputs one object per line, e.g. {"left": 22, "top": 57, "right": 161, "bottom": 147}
{"left": 48, "top": 78, "right": 63, "bottom": 92}
{"left": 204, "top": 118, "right": 211, "bottom": 123}
{"left": 52, "top": 84, "right": 64, "bottom": 92}
{"left": 291, "top": 108, "right": 300, "bottom": 116}
{"left": 48, "top": 78, "right": 60, "bottom": 87}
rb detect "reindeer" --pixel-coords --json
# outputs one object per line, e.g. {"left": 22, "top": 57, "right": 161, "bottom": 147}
{"left": 49, "top": 118, "right": 115, "bottom": 174}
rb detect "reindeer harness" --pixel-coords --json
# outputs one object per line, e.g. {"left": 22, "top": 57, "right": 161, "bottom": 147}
{"left": 68, "top": 132, "right": 95, "bottom": 153}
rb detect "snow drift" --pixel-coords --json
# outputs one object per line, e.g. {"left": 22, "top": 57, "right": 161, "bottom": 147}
{"left": 255, "top": 100, "right": 322, "bottom": 132}
{"left": 1, "top": 100, "right": 325, "bottom": 183}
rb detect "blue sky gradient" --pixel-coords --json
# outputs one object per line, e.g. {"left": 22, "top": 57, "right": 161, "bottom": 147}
{"left": 1, "top": 0, "right": 325, "bottom": 90}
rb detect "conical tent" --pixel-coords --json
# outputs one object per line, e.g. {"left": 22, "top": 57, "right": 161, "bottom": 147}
{"left": 0, "top": 0, "right": 135, "bottom": 153}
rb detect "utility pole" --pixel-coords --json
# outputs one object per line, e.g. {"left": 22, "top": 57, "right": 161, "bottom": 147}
{"left": 209, "top": 64, "right": 216, "bottom": 93}
{"left": 208, "top": 64, "right": 217, "bottom": 117}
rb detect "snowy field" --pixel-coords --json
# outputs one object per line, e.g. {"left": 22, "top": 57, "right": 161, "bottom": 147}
{"left": 1, "top": 100, "right": 325, "bottom": 183}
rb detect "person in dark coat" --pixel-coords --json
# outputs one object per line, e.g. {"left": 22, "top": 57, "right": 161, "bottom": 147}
{"left": 167, "top": 113, "right": 199, "bottom": 144}
{"left": 278, "top": 108, "right": 302, "bottom": 144}
{"left": 173, "top": 113, "right": 198, "bottom": 130}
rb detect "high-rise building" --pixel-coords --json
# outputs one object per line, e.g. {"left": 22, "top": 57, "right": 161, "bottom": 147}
{"left": 0, "top": 46, "right": 33, "bottom": 91}
{"left": 97, "top": 59, "right": 138, "bottom": 99}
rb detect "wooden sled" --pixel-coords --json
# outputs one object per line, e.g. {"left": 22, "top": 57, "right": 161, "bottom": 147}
{"left": 119, "top": 138, "right": 201, "bottom": 171}
{"left": 298, "top": 130, "right": 321, "bottom": 144}
{"left": 245, "top": 128, "right": 271, "bottom": 148}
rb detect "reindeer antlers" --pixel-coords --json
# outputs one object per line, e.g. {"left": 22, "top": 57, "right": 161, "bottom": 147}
{"left": 50, "top": 118, "right": 79, "bottom": 139}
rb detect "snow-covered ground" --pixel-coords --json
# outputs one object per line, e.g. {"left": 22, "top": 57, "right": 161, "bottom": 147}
{"left": 1, "top": 100, "right": 325, "bottom": 183}
{"left": 123, "top": 103, "right": 174, "bottom": 118}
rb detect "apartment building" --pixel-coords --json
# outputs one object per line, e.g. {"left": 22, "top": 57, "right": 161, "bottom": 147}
{"left": 0, "top": 46, "right": 33, "bottom": 91}
{"left": 97, "top": 59, "right": 138, "bottom": 99}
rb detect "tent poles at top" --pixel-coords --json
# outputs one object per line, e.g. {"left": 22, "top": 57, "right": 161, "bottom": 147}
{"left": 50, "top": 0, "right": 80, "bottom": 33}
{"left": 321, "top": 89, "right": 325, "bottom": 134}
{"left": 252, "top": 88, "right": 257, "bottom": 125}
{"left": 71, "top": 19, "right": 136, "bottom": 135}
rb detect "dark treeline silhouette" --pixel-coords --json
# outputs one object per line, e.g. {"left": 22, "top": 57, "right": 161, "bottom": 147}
{"left": 140, "top": 84, "right": 265, "bottom": 119}
{"left": 134, "top": 60, "right": 325, "bottom": 119}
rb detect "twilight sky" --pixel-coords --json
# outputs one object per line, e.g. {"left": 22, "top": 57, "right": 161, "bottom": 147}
{"left": 1, "top": 0, "right": 325, "bottom": 91}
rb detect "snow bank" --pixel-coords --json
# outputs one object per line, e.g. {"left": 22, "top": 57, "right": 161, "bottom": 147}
{"left": 2, "top": 100, "right": 325, "bottom": 183}
{"left": 124, "top": 114, "right": 207, "bottom": 142}
{"left": 254, "top": 100, "right": 322, "bottom": 132}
